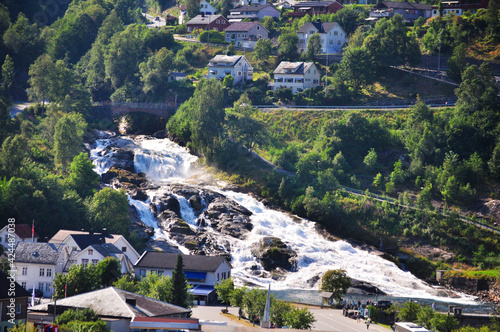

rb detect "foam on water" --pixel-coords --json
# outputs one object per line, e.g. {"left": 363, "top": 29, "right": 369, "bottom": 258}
{"left": 90, "top": 135, "right": 479, "bottom": 305}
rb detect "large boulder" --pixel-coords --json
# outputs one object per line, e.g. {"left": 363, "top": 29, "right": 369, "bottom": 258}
{"left": 482, "top": 200, "right": 500, "bottom": 223}
{"left": 203, "top": 197, "right": 253, "bottom": 238}
{"left": 153, "top": 194, "right": 181, "bottom": 216}
{"left": 251, "top": 237, "right": 297, "bottom": 272}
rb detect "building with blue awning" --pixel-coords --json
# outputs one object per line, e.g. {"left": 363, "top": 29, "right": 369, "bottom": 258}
{"left": 134, "top": 252, "right": 232, "bottom": 305}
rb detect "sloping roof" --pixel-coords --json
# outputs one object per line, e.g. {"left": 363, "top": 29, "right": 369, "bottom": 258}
{"left": 293, "top": 1, "right": 339, "bottom": 8}
{"left": 29, "top": 287, "right": 191, "bottom": 318}
{"left": 230, "top": 4, "right": 276, "bottom": 11}
{"left": 224, "top": 21, "right": 264, "bottom": 32}
{"left": 49, "top": 230, "right": 121, "bottom": 245}
{"left": 273, "top": 61, "right": 315, "bottom": 75}
{"left": 186, "top": 14, "right": 226, "bottom": 25}
{"left": 0, "top": 271, "right": 31, "bottom": 299}
{"left": 14, "top": 242, "right": 64, "bottom": 265}
{"left": 298, "top": 21, "right": 341, "bottom": 34}
{"left": 376, "top": 1, "right": 431, "bottom": 10}
{"left": 15, "top": 224, "right": 39, "bottom": 239}
{"left": 134, "top": 252, "right": 230, "bottom": 272}
{"left": 171, "top": 72, "right": 188, "bottom": 77}
{"left": 64, "top": 244, "right": 133, "bottom": 273}
{"left": 209, "top": 55, "right": 243, "bottom": 66}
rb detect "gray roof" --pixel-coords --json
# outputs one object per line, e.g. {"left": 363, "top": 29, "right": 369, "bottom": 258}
{"left": 273, "top": 61, "right": 315, "bottom": 75}
{"left": 63, "top": 243, "right": 133, "bottom": 273}
{"left": 134, "top": 252, "right": 230, "bottom": 272}
{"left": 29, "top": 287, "right": 191, "bottom": 318}
{"left": 49, "top": 229, "right": 121, "bottom": 245}
{"left": 224, "top": 21, "right": 267, "bottom": 32}
{"left": 209, "top": 55, "right": 244, "bottom": 66}
{"left": 375, "top": 1, "right": 431, "bottom": 10}
{"left": 171, "top": 72, "right": 187, "bottom": 77}
{"left": 298, "top": 21, "right": 341, "bottom": 34}
{"left": 14, "top": 242, "right": 64, "bottom": 265}
{"left": 230, "top": 4, "right": 277, "bottom": 11}
{"left": 186, "top": 14, "right": 226, "bottom": 25}
{"left": 293, "top": 1, "right": 338, "bottom": 7}
{"left": 0, "top": 271, "right": 30, "bottom": 299}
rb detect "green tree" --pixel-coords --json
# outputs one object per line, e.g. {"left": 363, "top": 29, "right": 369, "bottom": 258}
{"left": 186, "top": 0, "right": 201, "bottom": 19}
{"left": 56, "top": 308, "right": 100, "bottom": 325}
{"left": 278, "top": 33, "right": 299, "bottom": 62}
{"left": 0, "top": 98, "right": 10, "bottom": 144}
{"left": 447, "top": 43, "right": 467, "bottom": 83}
{"left": 417, "top": 305, "right": 435, "bottom": 329}
{"left": 223, "top": 75, "right": 234, "bottom": 87}
{"left": 139, "top": 48, "right": 174, "bottom": 101}
{"left": 271, "top": 300, "right": 293, "bottom": 328}
{"left": 97, "top": 257, "right": 122, "bottom": 287}
{"left": 138, "top": 272, "right": 172, "bottom": 302}
{"left": 54, "top": 113, "right": 87, "bottom": 171}
{"left": 438, "top": 1, "right": 444, "bottom": 16}
{"left": 372, "top": 173, "right": 383, "bottom": 189}
{"left": 216, "top": 0, "right": 232, "bottom": 17}
{"left": 417, "top": 184, "right": 433, "bottom": 209}
{"left": 431, "top": 312, "right": 458, "bottom": 332}
{"left": 169, "top": 254, "right": 191, "bottom": 308}
{"left": 319, "top": 269, "right": 351, "bottom": 304}
{"left": 253, "top": 38, "right": 272, "bottom": 64}
{"left": 1, "top": 55, "right": 14, "bottom": 97}
{"left": 397, "top": 301, "right": 421, "bottom": 322}
{"left": 303, "top": 33, "right": 322, "bottom": 62}
{"left": 113, "top": 275, "right": 139, "bottom": 292}
{"left": 230, "top": 287, "right": 247, "bottom": 308}
{"left": 363, "top": 148, "right": 377, "bottom": 170}
{"left": 66, "top": 152, "right": 100, "bottom": 198}
{"left": 214, "top": 277, "right": 234, "bottom": 310}
{"left": 334, "top": 46, "right": 375, "bottom": 93}
{"left": 53, "top": 265, "right": 100, "bottom": 298}
{"left": 87, "top": 188, "right": 130, "bottom": 235}
{"left": 242, "top": 288, "right": 267, "bottom": 324}
{"left": 283, "top": 307, "right": 316, "bottom": 330}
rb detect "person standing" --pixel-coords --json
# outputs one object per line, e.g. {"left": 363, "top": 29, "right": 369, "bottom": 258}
{"left": 366, "top": 317, "right": 371, "bottom": 329}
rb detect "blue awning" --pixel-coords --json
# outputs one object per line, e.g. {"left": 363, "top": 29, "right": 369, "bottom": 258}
{"left": 184, "top": 271, "right": 207, "bottom": 280}
{"left": 189, "top": 285, "right": 215, "bottom": 296}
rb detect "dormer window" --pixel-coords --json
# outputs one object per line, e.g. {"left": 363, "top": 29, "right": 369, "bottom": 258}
{"left": 88, "top": 249, "right": 93, "bottom": 256}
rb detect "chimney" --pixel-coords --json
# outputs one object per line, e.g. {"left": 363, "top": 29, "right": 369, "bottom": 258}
{"left": 316, "top": 18, "right": 321, "bottom": 23}
{"left": 201, "top": 12, "right": 205, "bottom": 17}
{"left": 102, "top": 228, "right": 109, "bottom": 236}
{"left": 125, "top": 298, "right": 137, "bottom": 306}
{"left": 99, "top": 238, "right": 103, "bottom": 245}
{"left": 89, "top": 228, "right": 94, "bottom": 236}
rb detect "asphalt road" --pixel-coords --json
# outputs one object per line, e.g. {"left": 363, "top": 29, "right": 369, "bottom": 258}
{"left": 190, "top": 306, "right": 391, "bottom": 332}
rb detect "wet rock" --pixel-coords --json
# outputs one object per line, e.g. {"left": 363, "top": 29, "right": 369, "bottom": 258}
{"left": 146, "top": 238, "right": 183, "bottom": 253}
{"left": 153, "top": 130, "right": 168, "bottom": 139}
{"left": 206, "top": 197, "right": 252, "bottom": 218}
{"left": 106, "top": 148, "right": 135, "bottom": 172}
{"left": 348, "top": 280, "right": 386, "bottom": 295}
{"left": 164, "top": 218, "right": 195, "bottom": 236}
{"left": 251, "top": 237, "right": 297, "bottom": 272}
{"left": 189, "top": 195, "right": 204, "bottom": 211}
{"left": 153, "top": 195, "right": 181, "bottom": 216}
{"left": 129, "top": 205, "right": 154, "bottom": 239}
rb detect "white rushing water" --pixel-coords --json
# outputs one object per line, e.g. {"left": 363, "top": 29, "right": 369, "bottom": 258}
{"left": 91, "top": 135, "right": 478, "bottom": 304}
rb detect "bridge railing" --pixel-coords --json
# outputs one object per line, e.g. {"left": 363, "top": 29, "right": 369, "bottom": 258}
{"left": 95, "top": 102, "right": 176, "bottom": 109}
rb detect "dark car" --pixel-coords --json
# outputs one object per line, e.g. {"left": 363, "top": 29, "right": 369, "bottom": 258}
{"left": 376, "top": 301, "right": 392, "bottom": 308}
{"left": 27, "top": 289, "right": 44, "bottom": 298}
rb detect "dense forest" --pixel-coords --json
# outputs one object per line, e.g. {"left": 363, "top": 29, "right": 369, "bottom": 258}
{"left": 0, "top": 0, "right": 499, "bottom": 282}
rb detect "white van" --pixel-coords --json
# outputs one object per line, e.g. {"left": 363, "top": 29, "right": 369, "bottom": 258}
{"left": 394, "top": 322, "right": 431, "bottom": 332}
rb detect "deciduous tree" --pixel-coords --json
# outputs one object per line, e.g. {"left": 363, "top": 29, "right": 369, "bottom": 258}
{"left": 54, "top": 113, "right": 87, "bottom": 171}
{"left": 87, "top": 188, "right": 130, "bottom": 235}
{"left": 319, "top": 269, "right": 351, "bottom": 304}
{"left": 66, "top": 152, "right": 99, "bottom": 198}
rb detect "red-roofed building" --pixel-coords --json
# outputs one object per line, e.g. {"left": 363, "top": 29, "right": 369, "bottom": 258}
{"left": 288, "top": 1, "right": 344, "bottom": 18}
{"left": 0, "top": 224, "right": 39, "bottom": 249}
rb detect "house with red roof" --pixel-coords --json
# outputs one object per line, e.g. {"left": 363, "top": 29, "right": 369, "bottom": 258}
{"left": 0, "top": 224, "right": 39, "bottom": 249}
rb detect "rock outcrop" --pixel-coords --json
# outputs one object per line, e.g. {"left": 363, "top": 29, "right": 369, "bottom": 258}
{"left": 251, "top": 237, "right": 297, "bottom": 273}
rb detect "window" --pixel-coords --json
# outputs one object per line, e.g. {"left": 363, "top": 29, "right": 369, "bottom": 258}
{"left": 217, "top": 273, "right": 220, "bottom": 281}
{"left": 46, "top": 269, "right": 52, "bottom": 277}
{"left": 38, "top": 283, "right": 43, "bottom": 292}
{"left": 158, "top": 270, "right": 163, "bottom": 276}
{"left": 228, "top": 271, "right": 231, "bottom": 278}
{"left": 338, "top": 40, "right": 341, "bottom": 45}
{"left": 216, "top": 19, "right": 220, "bottom": 23}
{"left": 238, "top": 72, "right": 242, "bottom": 76}
{"left": 45, "top": 283, "right": 51, "bottom": 291}
{"left": 88, "top": 249, "right": 93, "bottom": 256}
{"left": 305, "top": 79, "right": 310, "bottom": 82}
{"left": 151, "top": 270, "right": 157, "bottom": 274}
{"left": 92, "top": 260, "right": 99, "bottom": 266}
{"left": 334, "top": 31, "right": 338, "bottom": 35}
{"left": 21, "top": 282, "right": 26, "bottom": 289}
{"left": 82, "top": 259, "right": 88, "bottom": 268}
{"left": 122, "top": 247, "right": 127, "bottom": 252}
{"left": 16, "top": 304, "right": 21, "bottom": 314}
{"left": 313, "top": 79, "right": 319, "bottom": 84}
{"left": 222, "top": 20, "right": 225, "bottom": 23}
{"left": 22, "top": 267, "right": 27, "bottom": 275}
{"left": 140, "top": 269, "right": 146, "bottom": 277}
{"left": 39, "top": 268, "right": 44, "bottom": 277}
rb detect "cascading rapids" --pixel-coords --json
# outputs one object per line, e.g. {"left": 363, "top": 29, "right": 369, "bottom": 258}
{"left": 91, "top": 135, "right": 478, "bottom": 304}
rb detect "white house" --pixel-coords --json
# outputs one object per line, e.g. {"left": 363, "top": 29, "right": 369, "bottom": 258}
{"left": 270, "top": 61, "right": 321, "bottom": 94}
{"left": 232, "top": 0, "right": 267, "bottom": 7}
{"left": 297, "top": 21, "right": 347, "bottom": 54}
{"left": 63, "top": 243, "right": 134, "bottom": 275}
{"left": 49, "top": 229, "right": 140, "bottom": 264}
{"left": 168, "top": 72, "right": 188, "bottom": 82}
{"left": 228, "top": 4, "right": 280, "bottom": 21}
{"left": 14, "top": 242, "right": 67, "bottom": 298}
{"left": 134, "top": 252, "right": 232, "bottom": 305}
{"left": 207, "top": 55, "right": 253, "bottom": 85}
{"left": 277, "top": 0, "right": 296, "bottom": 9}
{"left": 0, "top": 224, "right": 39, "bottom": 249}
{"left": 224, "top": 22, "right": 269, "bottom": 49}
{"left": 200, "top": 0, "right": 217, "bottom": 15}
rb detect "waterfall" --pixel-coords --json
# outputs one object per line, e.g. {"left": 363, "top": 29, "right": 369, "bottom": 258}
{"left": 90, "top": 135, "right": 479, "bottom": 305}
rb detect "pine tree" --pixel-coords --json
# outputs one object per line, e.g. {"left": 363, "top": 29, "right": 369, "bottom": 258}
{"left": 169, "top": 254, "right": 190, "bottom": 308}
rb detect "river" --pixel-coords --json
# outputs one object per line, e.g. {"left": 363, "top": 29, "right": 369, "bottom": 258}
{"left": 89, "top": 134, "right": 494, "bottom": 313}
